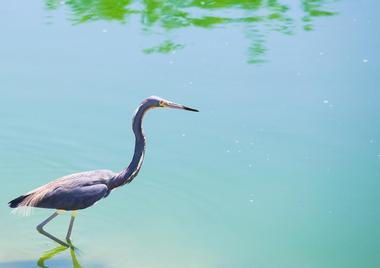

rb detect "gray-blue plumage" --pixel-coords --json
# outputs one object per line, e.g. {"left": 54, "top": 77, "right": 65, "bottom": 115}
{"left": 8, "top": 170, "right": 114, "bottom": 210}
{"left": 8, "top": 96, "right": 198, "bottom": 247}
{"left": 30, "top": 170, "right": 114, "bottom": 210}
{"left": 8, "top": 96, "right": 198, "bottom": 214}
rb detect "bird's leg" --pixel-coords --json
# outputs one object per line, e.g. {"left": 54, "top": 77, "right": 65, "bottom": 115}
{"left": 66, "top": 210, "right": 77, "bottom": 241}
{"left": 36, "top": 210, "right": 70, "bottom": 248}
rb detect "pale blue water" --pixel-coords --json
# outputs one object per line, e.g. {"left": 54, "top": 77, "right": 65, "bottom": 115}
{"left": 1, "top": 0, "right": 379, "bottom": 267}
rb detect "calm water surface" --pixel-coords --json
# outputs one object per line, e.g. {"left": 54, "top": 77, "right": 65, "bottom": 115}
{"left": 1, "top": 0, "right": 379, "bottom": 267}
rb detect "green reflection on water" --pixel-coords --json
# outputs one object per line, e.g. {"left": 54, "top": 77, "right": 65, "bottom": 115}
{"left": 36, "top": 243, "right": 83, "bottom": 268}
{"left": 302, "top": 0, "right": 338, "bottom": 31}
{"left": 45, "top": 0, "right": 339, "bottom": 63}
{"left": 143, "top": 40, "right": 185, "bottom": 54}
{"left": 0, "top": 246, "right": 85, "bottom": 268}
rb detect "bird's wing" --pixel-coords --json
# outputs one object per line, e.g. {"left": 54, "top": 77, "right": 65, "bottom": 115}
{"left": 35, "top": 183, "right": 109, "bottom": 210}
{"left": 46, "top": 169, "right": 116, "bottom": 187}
{"left": 15, "top": 169, "right": 116, "bottom": 209}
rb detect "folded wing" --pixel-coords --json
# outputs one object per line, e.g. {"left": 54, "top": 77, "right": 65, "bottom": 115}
{"left": 36, "top": 184, "right": 109, "bottom": 210}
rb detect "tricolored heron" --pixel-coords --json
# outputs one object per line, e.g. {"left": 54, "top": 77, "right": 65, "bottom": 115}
{"left": 8, "top": 96, "right": 198, "bottom": 248}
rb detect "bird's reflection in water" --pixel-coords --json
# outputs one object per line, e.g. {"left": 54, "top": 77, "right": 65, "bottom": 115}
{"left": 37, "top": 241, "right": 82, "bottom": 268}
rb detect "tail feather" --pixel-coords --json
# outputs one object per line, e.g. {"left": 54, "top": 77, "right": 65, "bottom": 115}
{"left": 8, "top": 194, "right": 30, "bottom": 208}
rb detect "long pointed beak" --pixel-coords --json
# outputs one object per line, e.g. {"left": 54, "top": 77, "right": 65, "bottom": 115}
{"left": 166, "top": 102, "right": 199, "bottom": 112}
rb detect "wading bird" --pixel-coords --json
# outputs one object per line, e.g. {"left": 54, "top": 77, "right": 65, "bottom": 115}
{"left": 8, "top": 96, "right": 198, "bottom": 248}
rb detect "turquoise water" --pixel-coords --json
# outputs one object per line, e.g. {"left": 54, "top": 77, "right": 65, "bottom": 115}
{"left": 1, "top": 0, "right": 379, "bottom": 267}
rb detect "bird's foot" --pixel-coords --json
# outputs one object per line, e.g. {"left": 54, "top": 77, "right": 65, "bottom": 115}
{"left": 66, "top": 238, "right": 80, "bottom": 252}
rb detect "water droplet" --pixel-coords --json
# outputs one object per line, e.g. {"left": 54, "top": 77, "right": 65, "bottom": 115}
{"left": 323, "top": 100, "right": 329, "bottom": 104}
{"left": 226, "top": 149, "right": 230, "bottom": 153}
{"left": 319, "top": 52, "right": 324, "bottom": 56}
{"left": 181, "top": 133, "right": 186, "bottom": 137}
{"left": 102, "top": 29, "right": 107, "bottom": 33}
{"left": 200, "top": 1, "right": 205, "bottom": 5}
{"left": 363, "top": 59, "right": 369, "bottom": 63}
{"left": 249, "top": 199, "right": 254, "bottom": 203}
{"left": 235, "top": 140, "right": 240, "bottom": 144}
{"left": 248, "top": 164, "right": 252, "bottom": 168}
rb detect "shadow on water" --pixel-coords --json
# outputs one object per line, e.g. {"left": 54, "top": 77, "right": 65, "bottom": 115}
{"left": 0, "top": 245, "right": 103, "bottom": 268}
{"left": 45, "top": 0, "right": 339, "bottom": 63}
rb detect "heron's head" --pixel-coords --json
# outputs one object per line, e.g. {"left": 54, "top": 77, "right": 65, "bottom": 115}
{"left": 145, "top": 96, "right": 199, "bottom": 112}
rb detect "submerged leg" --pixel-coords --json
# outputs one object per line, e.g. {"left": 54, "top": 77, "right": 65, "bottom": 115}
{"left": 36, "top": 210, "right": 70, "bottom": 248}
{"left": 66, "top": 210, "right": 77, "bottom": 241}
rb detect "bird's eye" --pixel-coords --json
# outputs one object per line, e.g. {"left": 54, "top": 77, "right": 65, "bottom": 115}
{"left": 159, "top": 101, "right": 165, "bottom": 107}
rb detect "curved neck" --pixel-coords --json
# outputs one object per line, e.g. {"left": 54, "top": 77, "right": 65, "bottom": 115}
{"left": 109, "top": 102, "right": 152, "bottom": 189}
